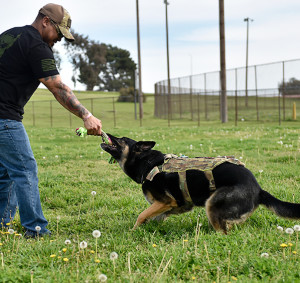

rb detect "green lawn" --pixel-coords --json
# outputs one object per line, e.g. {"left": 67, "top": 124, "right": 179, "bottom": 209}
{"left": 0, "top": 89, "right": 299, "bottom": 282}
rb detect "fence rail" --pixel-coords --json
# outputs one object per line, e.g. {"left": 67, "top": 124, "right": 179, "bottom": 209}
{"left": 154, "top": 59, "right": 300, "bottom": 124}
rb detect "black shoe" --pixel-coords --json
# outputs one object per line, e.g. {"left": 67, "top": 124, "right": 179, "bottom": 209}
{"left": 24, "top": 229, "right": 51, "bottom": 239}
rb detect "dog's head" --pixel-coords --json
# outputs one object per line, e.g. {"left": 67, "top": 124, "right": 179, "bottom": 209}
{"left": 101, "top": 134, "right": 157, "bottom": 181}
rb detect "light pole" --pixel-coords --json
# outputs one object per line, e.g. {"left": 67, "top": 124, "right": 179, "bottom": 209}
{"left": 164, "top": 0, "right": 171, "bottom": 126}
{"left": 219, "top": 0, "right": 227, "bottom": 123}
{"left": 136, "top": 0, "right": 143, "bottom": 124}
{"left": 244, "top": 17, "right": 253, "bottom": 107}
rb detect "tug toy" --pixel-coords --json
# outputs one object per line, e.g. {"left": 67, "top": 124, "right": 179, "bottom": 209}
{"left": 75, "top": 127, "right": 116, "bottom": 164}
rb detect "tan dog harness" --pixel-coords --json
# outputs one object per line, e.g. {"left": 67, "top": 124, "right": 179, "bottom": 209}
{"left": 146, "top": 154, "right": 245, "bottom": 203}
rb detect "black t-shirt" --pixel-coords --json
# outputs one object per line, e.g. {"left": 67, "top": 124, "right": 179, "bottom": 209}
{"left": 0, "top": 25, "right": 59, "bottom": 121}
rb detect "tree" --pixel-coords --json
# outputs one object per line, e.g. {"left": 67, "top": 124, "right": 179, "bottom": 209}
{"left": 100, "top": 45, "right": 136, "bottom": 91}
{"left": 64, "top": 30, "right": 136, "bottom": 91}
{"left": 279, "top": 77, "right": 300, "bottom": 96}
{"left": 64, "top": 31, "right": 106, "bottom": 91}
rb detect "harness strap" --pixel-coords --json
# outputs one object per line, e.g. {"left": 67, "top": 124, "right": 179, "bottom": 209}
{"left": 178, "top": 171, "right": 192, "bottom": 203}
{"left": 145, "top": 166, "right": 160, "bottom": 181}
{"left": 204, "top": 170, "right": 216, "bottom": 192}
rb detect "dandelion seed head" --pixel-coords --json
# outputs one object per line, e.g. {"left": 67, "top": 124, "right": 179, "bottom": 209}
{"left": 91, "top": 191, "right": 97, "bottom": 196}
{"left": 35, "top": 226, "right": 41, "bottom": 232}
{"left": 8, "top": 229, "right": 14, "bottom": 234}
{"left": 110, "top": 252, "right": 118, "bottom": 260}
{"left": 277, "top": 226, "right": 283, "bottom": 232}
{"left": 98, "top": 274, "right": 107, "bottom": 282}
{"left": 65, "top": 239, "right": 71, "bottom": 245}
{"left": 294, "top": 225, "right": 300, "bottom": 232}
{"left": 260, "top": 252, "right": 269, "bottom": 258}
{"left": 285, "top": 228, "right": 294, "bottom": 235}
{"left": 79, "top": 241, "right": 87, "bottom": 249}
{"left": 92, "top": 230, "right": 101, "bottom": 238}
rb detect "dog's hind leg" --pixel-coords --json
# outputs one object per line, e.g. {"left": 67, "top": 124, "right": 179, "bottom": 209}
{"left": 132, "top": 199, "right": 177, "bottom": 230}
{"left": 205, "top": 186, "right": 258, "bottom": 234}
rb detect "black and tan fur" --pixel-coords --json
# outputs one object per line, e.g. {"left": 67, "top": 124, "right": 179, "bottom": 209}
{"left": 101, "top": 134, "right": 300, "bottom": 233}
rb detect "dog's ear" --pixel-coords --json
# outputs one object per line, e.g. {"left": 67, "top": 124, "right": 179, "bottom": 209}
{"left": 134, "top": 141, "right": 156, "bottom": 152}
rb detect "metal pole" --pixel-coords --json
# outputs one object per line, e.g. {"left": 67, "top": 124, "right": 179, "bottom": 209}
{"left": 136, "top": 0, "right": 143, "bottom": 125}
{"left": 244, "top": 17, "right": 253, "bottom": 107}
{"left": 282, "top": 61, "right": 286, "bottom": 120}
{"left": 254, "top": 65, "right": 259, "bottom": 121}
{"left": 164, "top": 0, "right": 171, "bottom": 126}
{"left": 219, "top": 0, "right": 227, "bottom": 123}
{"left": 235, "top": 68, "right": 238, "bottom": 126}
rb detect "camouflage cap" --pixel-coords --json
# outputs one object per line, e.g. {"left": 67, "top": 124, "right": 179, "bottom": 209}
{"left": 39, "top": 3, "right": 75, "bottom": 42}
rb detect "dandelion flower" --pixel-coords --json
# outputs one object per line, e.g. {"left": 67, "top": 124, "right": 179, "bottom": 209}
{"left": 294, "top": 225, "right": 300, "bottom": 232}
{"left": 79, "top": 241, "right": 87, "bottom": 249}
{"left": 110, "top": 252, "right": 118, "bottom": 260}
{"left": 5, "top": 223, "right": 10, "bottom": 226}
{"left": 62, "top": 248, "right": 67, "bottom": 252}
{"left": 231, "top": 276, "right": 238, "bottom": 281}
{"left": 95, "top": 259, "right": 101, "bottom": 263}
{"left": 280, "top": 243, "right": 288, "bottom": 248}
{"left": 91, "top": 191, "right": 97, "bottom": 196}
{"left": 277, "top": 226, "right": 283, "bottom": 232}
{"left": 0, "top": 243, "right": 3, "bottom": 246}
{"left": 260, "top": 252, "right": 269, "bottom": 258}
{"left": 35, "top": 226, "right": 41, "bottom": 232}
{"left": 292, "top": 251, "right": 297, "bottom": 255}
{"left": 98, "top": 274, "right": 107, "bottom": 282}
{"left": 63, "top": 258, "right": 69, "bottom": 262}
{"left": 8, "top": 229, "right": 14, "bottom": 235}
{"left": 152, "top": 244, "right": 157, "bottom": 248}
{"left": 92, "top": 230, "right": 101, "bottom": 238}
{"left": 183, "top": 239, "right": 188, "bottom": 242}
{"left": 90, "top": 250, "right": 95, "bottom": 254}
{"left": 50, "top": 254, "right": 56, "bottom": 258}
{"left": 285, "top": 228, "right": 294, "bottom": 235}
{"left": 288, "top": 243, "right": 293, "bottom": 247}
{"left": 65, "top": 239, "right": 71, "bottom": 245}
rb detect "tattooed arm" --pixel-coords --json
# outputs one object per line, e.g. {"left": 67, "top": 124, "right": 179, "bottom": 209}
{"left": 40, "top": 74, "right": 102, "bottom": 135}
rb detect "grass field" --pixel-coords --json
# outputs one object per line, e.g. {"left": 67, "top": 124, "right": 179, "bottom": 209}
{"left": 1, "top": 89, "right": 300, "bottom": 282}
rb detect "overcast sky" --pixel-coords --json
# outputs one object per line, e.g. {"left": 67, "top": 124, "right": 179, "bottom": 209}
{"left": 1, "top": 0, "right": 300, "bottom": 92}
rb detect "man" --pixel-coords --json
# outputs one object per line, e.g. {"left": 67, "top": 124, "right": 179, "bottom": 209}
{"left": 0, "top": 3, "right": 102, "bottom": 237}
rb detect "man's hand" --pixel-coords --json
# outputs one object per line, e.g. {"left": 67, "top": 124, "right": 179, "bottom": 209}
{"left": 84, "top": 115, "right": 102, "bottom": 136}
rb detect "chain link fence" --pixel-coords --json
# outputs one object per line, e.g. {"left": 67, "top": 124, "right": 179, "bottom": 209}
{"left": 154, "top": 59, "right": 300, "bottom": 124}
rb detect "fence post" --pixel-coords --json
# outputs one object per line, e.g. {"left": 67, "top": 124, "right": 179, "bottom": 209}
{"left": 204, "top": 73, "right": 208, "bottom": 120}
{"left": 235, "top": 68, "right": 238, "bottom": 126}
{"left": 254, "top": 65, "right": 259, "bottom": 121}
{"left": 282, "top": 61, "right": 286, "bottom": 120}
{"left": 190, "top": 75, "right": 193, "bottom": 120}
{"left": 197, "top": 92, "right": 200, "bottom": 127}
{"left": 178, "top": 78, "right": 182, "bottom": 119}
{"left": 278, "top": 91, "right": 281, "bottom": 126}
{"left": 112, "top": 97, "right": 116, "bottom": 128}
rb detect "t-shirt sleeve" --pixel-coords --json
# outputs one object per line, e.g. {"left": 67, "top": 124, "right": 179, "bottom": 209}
{"left": 28, "top": 44, "right": 59, "bottom": 80}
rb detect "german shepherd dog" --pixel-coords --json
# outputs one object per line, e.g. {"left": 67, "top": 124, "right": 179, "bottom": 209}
{"left": 101, "top": 134, "right": 300, "bottom": 233}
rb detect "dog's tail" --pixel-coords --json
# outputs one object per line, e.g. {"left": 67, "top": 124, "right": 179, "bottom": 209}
{"left": 259, "top": 190, "right": 300, "bottom": 219}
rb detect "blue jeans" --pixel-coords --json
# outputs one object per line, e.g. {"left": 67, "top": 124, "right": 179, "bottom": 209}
{"left": 0, "top": 119, "right": 49, "bottom": 234}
